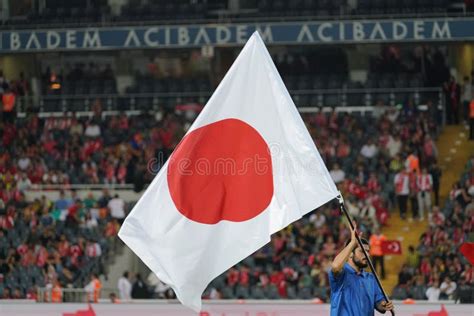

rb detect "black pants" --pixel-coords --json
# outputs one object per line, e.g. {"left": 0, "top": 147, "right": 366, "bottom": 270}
{"left": 470, "top": 118, "right": 474, "bottom": 140}
{"left": 397, "top": 195, "right": 408, "bottom": 219}
{"left": 410, "top": 195, "right": 418, "bottom": 219}
{"left": 373, "top": 255, "right": 385, "bottom": 279}
{"left": 434, "top": 185, "right": 440, "bottom": 206}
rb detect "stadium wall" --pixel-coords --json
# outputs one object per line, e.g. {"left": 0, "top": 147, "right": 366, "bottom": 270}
{"left": 0, "top": 301, "right": 471, "bottom": 316}
{"left": 2, "top": 18, "right": 474, "bottom": 53}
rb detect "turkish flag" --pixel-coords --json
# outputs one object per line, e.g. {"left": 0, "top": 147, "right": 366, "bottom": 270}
{"left": 118, "top": 32, "right": 339, "bottom": 312}
{"left": 381, "top": 240, "right": 402, "bottom": 255}
{"left": 63, "top": 304, "right": 96, "bottom": 316}
{"left": 427, "top": 305, "right": 449, "bottom": 316}
{"left": 460, "top": 242, "right": 474, "bottom": 265}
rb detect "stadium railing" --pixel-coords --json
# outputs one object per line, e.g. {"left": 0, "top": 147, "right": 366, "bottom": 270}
{"left": 35, "top": 285, "right": 461, "bottom": 305}
{"left": 27, "top": 184, "right": 134, "bottom": 191}
{"left": 36, "top": 287, "right": 117, "bottom": 303}
{"left": 16, "top": 87, "right": 444, "bottom": 116}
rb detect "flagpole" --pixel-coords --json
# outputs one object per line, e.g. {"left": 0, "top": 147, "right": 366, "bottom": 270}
{"left": 336, "top": 192, "right": 395, "bottom": 316}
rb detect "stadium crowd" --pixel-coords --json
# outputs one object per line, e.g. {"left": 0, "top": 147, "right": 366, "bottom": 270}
{"left": 1, "top": 93, "right": 451, "bottom": 300}
{"left": 392, "top": 158, "right": 474, "bottom": 303}
{"left": 0, "top": 187, "right": 126, "bottom": 300}
{"left": 2, "top": 56, "right": 473, "bottom": 302}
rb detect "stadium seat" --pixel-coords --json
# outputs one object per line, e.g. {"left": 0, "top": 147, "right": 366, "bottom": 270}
{"left": 370, "top": 0, "right": 385, "bottom": 14}
{"left": 235, "top": 285, "right": 250, "bottom": 299}
{"left": 286, "top": 286, "right": 297, "bottom": 299}
{"left": 391, "top": 286, "right": 408, "bottom": 300}
{"left": 250, "top": 285, "right": 266, "bottom": 299}
{"left": 297, "top": 287, "right": 313, "bottom": 299}
{"left": 266, "top": 284, "right": 280, "bottom": 299}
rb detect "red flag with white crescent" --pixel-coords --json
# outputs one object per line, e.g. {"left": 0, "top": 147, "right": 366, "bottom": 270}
{"left": 381, "top": 240, "right": 402, "bottom": 255}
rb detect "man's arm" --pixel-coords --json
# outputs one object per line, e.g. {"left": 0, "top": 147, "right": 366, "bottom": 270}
{"left": 331, "top": 224, "right": 357, "bottom": 274}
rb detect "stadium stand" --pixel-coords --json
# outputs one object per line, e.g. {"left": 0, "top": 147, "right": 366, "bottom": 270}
{"left": 5, "top": 0, "right": 472, "bottom": 28}
{"left": 0, "top": 110, "right": 182, "bottom": 189}
{"left": 0, "top": 0, "right": 473, "bottom": 306}
{"left": 0, "top": 188, "right": 124, "bottom": 300}
{"left": 0, "top": 84, "right": 446, "bottom": 300}
{"left": 31, "top": 46, "right": 448, "bottom": 114}
{"left": 391, "top": 158, "right": 473, "bottom": 302}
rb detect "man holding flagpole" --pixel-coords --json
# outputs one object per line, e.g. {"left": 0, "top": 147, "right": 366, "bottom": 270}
{"left": 330, "top": 225, "right": 394, "bottom": 315}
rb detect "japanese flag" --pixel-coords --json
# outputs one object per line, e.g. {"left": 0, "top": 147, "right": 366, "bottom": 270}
{"left": 118, "top": 31, "right": 338, "bottom": 312}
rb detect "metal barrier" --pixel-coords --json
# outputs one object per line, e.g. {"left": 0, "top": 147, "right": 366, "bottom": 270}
{"left": 28, "top": 183, "right": 134, "bottom": 191}
{"left": 37, "top": 287, "right": 118, "bottom": 303}
{"left": 37, "top": 287, "right": 88, "bottom": 303}
{"left": 17, "top": 87, "right": 444, "bottom": 114}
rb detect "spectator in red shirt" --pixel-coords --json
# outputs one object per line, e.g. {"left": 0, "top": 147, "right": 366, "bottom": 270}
{"left": 239, "top": 266, "right": 250, "bottom": 286}
{"left": 226, "top": 267, "right": 239, "bottom": 287}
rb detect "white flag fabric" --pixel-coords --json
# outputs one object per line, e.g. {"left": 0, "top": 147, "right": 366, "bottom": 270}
{"left": 118, "top": 31, "right": 339, "bottom": 312}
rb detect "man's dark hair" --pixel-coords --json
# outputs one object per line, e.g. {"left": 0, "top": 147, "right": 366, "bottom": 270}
{"left": 345, "top": 238, "right": 369, "bottom": 252}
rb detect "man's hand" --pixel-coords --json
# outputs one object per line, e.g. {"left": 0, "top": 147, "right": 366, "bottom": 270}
{"left": 349, "top": 223, "right": 358, "bottom": 249}
{"left": 379, "top": 300, "right": 394, "bottom": 312}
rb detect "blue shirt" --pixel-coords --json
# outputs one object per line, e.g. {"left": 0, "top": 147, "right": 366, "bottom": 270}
{"left": 55, "top": 198, "right": 72, "bottom": 210}
{"left": 329, "top": 263, "right": 385, "bottom": 316}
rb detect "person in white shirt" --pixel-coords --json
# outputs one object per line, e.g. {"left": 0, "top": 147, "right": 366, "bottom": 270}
{"left": 394, "top": 169, "right": 410, "bottom": 219}
{"left": 417, "top": 168, "right": 433, "bottom": 221}
{"left": 360, "top": 139, "right": 378, "bottom": 159}
{"left": 84, "top": 120, "right": 101, "bottom": 138}
{"left": 386, "top": 134, "right": 402, "bottom": 158}
{"left": 309, "top": 212, "right": 326, "bottom": 229}
{"left": 85, "top": 241, "right": 102, "bottom": 258}
{"left": 18, "top": 155, "right": 31, "bottom": 171}
{"left": 17, "top": 173, "right": 32, "bottom": 191}
{"left": 147, "top": 272, "right": 170, "bottom": 299}
{"left": 359, "top": 198, "right": 378, "bottom": 229}
{"left": 83, "top": 212, "right": 98, "bottom": 229}
{"left": 440, "top": 276, "right": 457, "bottom": 300}
{"left": 345, "top": 197, "right": 361, "bottom": 217}
{"left": 108, "top": 194, "right": 126, "bottom": 224}
{"left": 117, "top": 271, "right": 132, "bottom": 301}
{"left": 387, "top": 107, "right": 399, "bottom": 123}
{"left": 426, "top": 282, "right": 441, "bottom": 302}
{"left": 329, "top": 163, "right": 345, "bottom": 184}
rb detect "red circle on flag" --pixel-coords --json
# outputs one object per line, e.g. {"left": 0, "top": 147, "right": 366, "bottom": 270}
{"left": 167, "top": 118, "right": 273, "bottom": 224}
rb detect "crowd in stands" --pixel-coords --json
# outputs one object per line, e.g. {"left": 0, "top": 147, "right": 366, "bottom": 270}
{"left": 0, "top": 188, "right": 126, "bottom": 300}
{"left": 2, "top": 54, "right": 473, "bottom": 302}
{"left": 392, "top": 158, "right": 474, "bottom": 303}
{"left": 1, "top": 91, "right": 453, "bottom": 301}
{"left": 4, "top": 0, "right": 469, "bottom": 27}
{"left": 0, "top": 102, "right": 182, "bottom": 191}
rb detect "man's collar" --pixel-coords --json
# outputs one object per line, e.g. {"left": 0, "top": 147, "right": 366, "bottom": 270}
{"left": 345, "top": 263, "right": 368, "bottom": 277}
